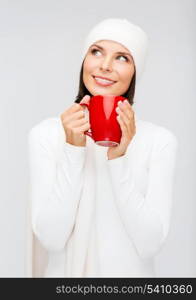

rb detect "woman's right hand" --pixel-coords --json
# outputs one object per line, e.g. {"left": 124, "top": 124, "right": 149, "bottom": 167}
{"left": 60, "top": 95, "right": 91, "bottom": 147}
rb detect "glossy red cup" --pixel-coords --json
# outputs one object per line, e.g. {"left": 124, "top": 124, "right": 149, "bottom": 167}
{"left": 80, "top": 94, "right": 126, "bottom": 147}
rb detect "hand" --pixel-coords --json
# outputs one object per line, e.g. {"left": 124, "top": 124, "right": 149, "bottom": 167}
{"left": 107, "top": 99, "right": 136, "bottom": 160}
{"left": 60, "top": 95, "right": 91, "bottom": 147}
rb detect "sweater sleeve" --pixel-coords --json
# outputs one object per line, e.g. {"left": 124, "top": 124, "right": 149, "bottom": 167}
{"left": 107, "top": 130, "right": 178, "bottom": 259}
{"left": 28, "top": 125, "right": 86, "bottom": 252}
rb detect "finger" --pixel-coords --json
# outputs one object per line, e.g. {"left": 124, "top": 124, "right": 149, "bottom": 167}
{"left": 70, "top": 103, "right": 83, "bottom": 113}
{"left": 121, "top": 102, "right": 134, "bottom": 120}
{"left": 63, "top": 110, "right": 86, "bottom": 124}
{"left": 70, "top": 110, "right": 86, "bottom": 122}
{"left": 117, "top": 115, "right": 128, "bottom": 136}
{"left": 116, "top": 107, "right": 130, "bottom": 126}
{"left": 118, "top": 100, "right": 134, "bottom": 120}
{"left": 117, "top": 111, "right": 136, "bottom": 143}
{"left": 79, "top": 95, "right": 91, "bottom": 118}
{"left": 80, "top": 95, "right": 91, "bottom": 105}
{"left": 61, "top": 104, "right": 82, "bottom": 121}
{"left": 73, "top": 121, "right": 91, "bottom": 133}
{"left": 71, "top": 117, "right": 89, "bottom": 128}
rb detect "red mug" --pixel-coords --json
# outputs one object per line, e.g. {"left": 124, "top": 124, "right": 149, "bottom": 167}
{"left": 80, "top": 94, "right": 126, "bottom": 147}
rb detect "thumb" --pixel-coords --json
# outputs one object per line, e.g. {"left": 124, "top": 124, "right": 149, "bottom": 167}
{"left": 80, "top": 95, "right": 91, "bottom": 104}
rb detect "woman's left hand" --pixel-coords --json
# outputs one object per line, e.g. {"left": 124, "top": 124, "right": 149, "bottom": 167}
{"left": 107, "top": 100, "right": 136, "bottom": 160}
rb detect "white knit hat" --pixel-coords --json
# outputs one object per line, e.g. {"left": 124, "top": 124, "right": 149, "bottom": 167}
{"left": 81, "top": 18, "right": 149, "bottom": 82}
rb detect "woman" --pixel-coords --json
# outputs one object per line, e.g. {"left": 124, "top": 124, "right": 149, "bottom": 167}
{"left": 27, "top": 18, "right": 178, "bottom": 277}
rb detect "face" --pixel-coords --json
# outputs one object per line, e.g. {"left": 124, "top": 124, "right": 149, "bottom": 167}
{"left": 83, "top": 40, "right": 135, "bottom": 96}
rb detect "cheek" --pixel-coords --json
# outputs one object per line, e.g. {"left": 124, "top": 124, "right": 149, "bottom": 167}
{"left": 83, "top": 58, "right": 97, "bottom": 89}
{"left": 83, "top": 61, "right": 90, "bottom": 78}
{"left": 83, "top": 61, "right": 92, "bottom": 85}
{"left": 83, "top": 56, "right": 97, "bottom": 75}
{"left": 118, "top": 66, "right": 134, "bottom": 85}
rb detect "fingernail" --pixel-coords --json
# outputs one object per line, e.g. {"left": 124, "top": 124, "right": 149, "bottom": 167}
{"left": 118, "top": 101, "right": 122, "bottom": 106}
{"left": 116, "top": 107, "right": 120, "bottom": 112}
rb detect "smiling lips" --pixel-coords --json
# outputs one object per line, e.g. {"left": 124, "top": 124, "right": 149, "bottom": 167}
{"left": 93, "top": 75, "right": 117, "bottom": 87}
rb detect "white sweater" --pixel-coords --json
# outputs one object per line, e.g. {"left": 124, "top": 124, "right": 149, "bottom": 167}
{"left": 27, "top": 115, "right": 178, "bottom": 277}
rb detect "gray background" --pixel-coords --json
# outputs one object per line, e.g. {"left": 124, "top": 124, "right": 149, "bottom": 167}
{"left": 0, "top": 0, "right": 195, "bottom": 277}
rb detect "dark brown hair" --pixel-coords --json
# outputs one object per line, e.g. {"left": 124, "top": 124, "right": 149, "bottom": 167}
{"left": 74, "top": 61, "right": 136, "bottom": 105}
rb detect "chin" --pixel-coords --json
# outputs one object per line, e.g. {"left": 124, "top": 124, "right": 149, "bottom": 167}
{"left": 90, "top": 87, "right": 117, "bottom": 96}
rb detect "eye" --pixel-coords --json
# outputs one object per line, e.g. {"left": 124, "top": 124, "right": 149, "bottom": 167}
{"left": 117, "top": 55, "right": 129, "bottom": 62}
{"left": 91, "top": 48, "right": 102, "bottom": 56}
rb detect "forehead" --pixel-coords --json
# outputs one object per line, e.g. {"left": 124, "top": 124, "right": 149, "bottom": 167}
{"left": 93, "top": 40, "right": 131, "bottom": 54}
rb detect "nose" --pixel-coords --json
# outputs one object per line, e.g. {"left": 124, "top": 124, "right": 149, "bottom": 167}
{"left": 99, "top": 56, "right": 113, "bottom": 72}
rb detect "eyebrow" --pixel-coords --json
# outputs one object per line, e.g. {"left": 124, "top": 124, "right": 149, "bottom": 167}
{"left": 90, "top": 44, "right": 133, "bottom": 59}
